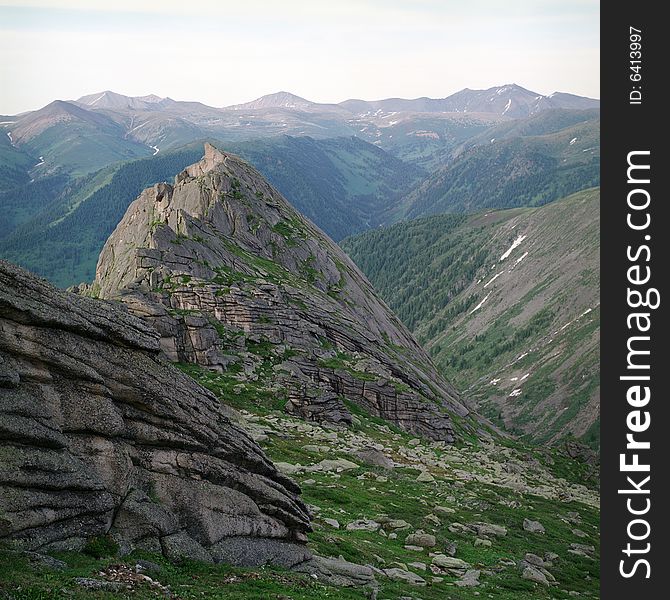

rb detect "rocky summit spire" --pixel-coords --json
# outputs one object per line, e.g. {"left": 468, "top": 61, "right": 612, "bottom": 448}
{"left": 90, "top": 143, "right": 476, "bottom": 442}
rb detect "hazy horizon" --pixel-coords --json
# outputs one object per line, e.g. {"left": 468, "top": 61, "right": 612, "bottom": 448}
{"left": 0, "top": 0, "right": 599, "bottom": 115}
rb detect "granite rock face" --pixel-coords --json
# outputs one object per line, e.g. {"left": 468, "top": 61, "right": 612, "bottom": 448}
{"left": 0, "top": 260, "right": 310, "bottom": 563}
{"left": 88, "top": 143, "right": 471, "bottom": 442}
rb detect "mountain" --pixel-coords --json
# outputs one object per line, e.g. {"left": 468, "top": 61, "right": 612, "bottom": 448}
{"left": 4, "top": 100, "right": 152, "bottom": 177}
{"left": 1, "top": 85, "right": 598, "bottom": 180}
{"left": 0, "top": 259, "right": 311, "bottom": 565}
{"left": 86, "top": 142, "right": 475, "bottom": 442}
{"left": 339, "top": 84, "right": 599, "bottom": 118}
{"left": 392, "top": 113, "right": 599, "bottom": 220}
{"left": 76, "top": 90, "right": 167, "bottom": 111}
{"left": 341, "top": 188, "right": 600, "bottom": 449}
{"left": 226, "top": 91, "right": 322, "bottom": 111}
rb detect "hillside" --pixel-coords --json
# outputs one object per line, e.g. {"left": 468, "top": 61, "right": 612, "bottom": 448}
{"left": 342, "top": 189, "right": 600, "bottom": 449}
{"left": 0, "top": 145, "right": 205, "bottom": 286}
{"left": 4, "top": 100, "right": 152, "bottom": 177}
{"left": 393, "top": 117, "right": 599, "bottom": 220}
{"left": 226, "top": 135, "right": 425, "bottom": 240}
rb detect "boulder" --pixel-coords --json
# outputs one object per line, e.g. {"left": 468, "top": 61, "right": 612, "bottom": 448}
{"left": 0, "top": 261, "right": 310, "bottom": 567}
{"left": 383, "top": 567, "right": 427, "bottom": 586}
{"left": 405, "top": 533, "right": 436, "bottom": 548}
{"left": 523, "top": 519, "right": 546, "bottom": 534}
{"left": 354, "top": 447, "right": 395, "bottom": 469}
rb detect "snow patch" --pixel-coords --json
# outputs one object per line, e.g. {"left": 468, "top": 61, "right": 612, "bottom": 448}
{"left": 569, "top": 137, "right": 578, "bottom": 145}
{"left": 510, "top": 377, "right": 518, "bottom": 382}
{"left": 151, "top": 145, "right": 159, "bottom": 155}
{"left": 489, "top": 378, "right": 501, "bottom": 385}
{"left": 509, "top": 389, "right": 522, "bottom": 397}
{"left": 514, "top": 251, "right": 529, "bottom": 265}
{"left": 35, "top": 156, "right": 44, "bottom": 167}
{"left": 499, "top": 235, "right": 527, "bottom": 261}
{"left": 470, "top": 292, "right": 491, "bottom": 314}
{"left": 521, "top": 373, "right": 530, "bottom": 380}
{"left": 502, "top": 99, "right": 512, "bottom": 115}
{"left": 484, "top": 272, "right": 503, "bottom": 289}
{"left": 89, "top": 92, "right": 107, "bottom": 106}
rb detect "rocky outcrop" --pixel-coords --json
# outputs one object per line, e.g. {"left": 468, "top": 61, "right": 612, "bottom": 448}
{"left": 0, "top": 260, "right": 310, "bottom": 563}
{"left": 87, "top": 143, "right": 472, "bottom": 442}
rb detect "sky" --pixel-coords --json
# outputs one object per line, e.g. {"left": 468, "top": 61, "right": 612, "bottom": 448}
{"left": 0, "top": 0, "right": 599, "bottom": 115}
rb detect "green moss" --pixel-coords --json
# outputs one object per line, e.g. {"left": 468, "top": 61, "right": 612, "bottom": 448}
{"left": 82, "top": 535, "right": 118, "bottom": 559}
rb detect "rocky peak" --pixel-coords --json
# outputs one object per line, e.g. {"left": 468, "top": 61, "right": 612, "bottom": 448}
{"left": 90, "top": 143, "right": 474, "bottom": 442}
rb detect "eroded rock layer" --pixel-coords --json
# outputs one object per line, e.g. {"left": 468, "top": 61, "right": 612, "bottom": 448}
{"left": 0, "top": 260, "right": 310, "bottom": 563}
{"left": 89, "top": 143, "right": 471, "bottom": 442}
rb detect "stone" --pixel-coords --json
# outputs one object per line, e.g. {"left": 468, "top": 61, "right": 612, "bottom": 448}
{"left": 524, "top": 553, "right": 545, "bottom": 567}
{"left": 0, "top": 262, "right": 310, "bottom": 565}
{"left": 569, "top": 543, "right": 595, "bottom": 557}
{"left": 523, "top": 519, "right": 545, "bottom": 534}
{"left": 405, "top": 533, "right": 436, "bottom": 548}
{"left": 444, "top": 541, "right": 458, "bottom": 556}
{"left": 295, "top": 555, "right": 377, "bottom": 589}
{"left": 455, "top": 569, "right": 481, "bottom": 587}
{"left": 275, "top": 462, "right": 303, "bottom": 475}
{"left": 346, "top": 519, "right": 380, "bottom": 532}
{"left": 209, "top": 537, "right": 311, "bottom": 568}
{"left": 434, "top": 506, "right": 456, "bottom": 515}
{"left": 408, "top": 562, "right": 427, "bottom": 571}
{"left": 323, "top": 518, "right": 340, "bottom": 529}
{"left": 431, "top": 555, "right": 470, "bottom": 573}
{"left": 474, "top": 523, "right": 508, "bottom": 537}
{"left": 134, "top": 560, "right": 162, "bottom": 574}
{"left": 75, "top": 578, "right": 127, "bottom": 592}
{"left": 383, "top": 567, "right": 426, "bottom": 586}
{"left": 416, "top": 471, "right": 435, "bottom": 483}
{"left": 522, "top": 565, "right": 550, "bottom": 585}
{"left": 161, "top": 532, "right": 213, "bottom": 564}
{"left": 354, "top": 447, "right": 395, "bottom": 469}
{"left": 408, "top": 439, "right": 421, "bottom": 447}
{"left": 385, "top": 519, "right": 411, "bottom": 530}
{"left": 474, "top": 538, "right": 492, "bottom": 547}
{"left": 23, "top": 552, "right": 68, "bottom": 571}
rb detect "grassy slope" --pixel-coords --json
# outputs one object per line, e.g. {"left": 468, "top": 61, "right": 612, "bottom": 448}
{"left": 341, "top": 189, "right": 600, "bottom": 448}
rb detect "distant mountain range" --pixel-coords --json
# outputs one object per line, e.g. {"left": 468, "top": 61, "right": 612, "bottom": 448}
{"left": 1, "top": 84, "right": 598, "bottom": 176}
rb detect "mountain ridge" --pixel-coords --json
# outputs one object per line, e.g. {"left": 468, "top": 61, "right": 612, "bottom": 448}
{"left": 86, "top": 142, "right": 476, "bottom": 442}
